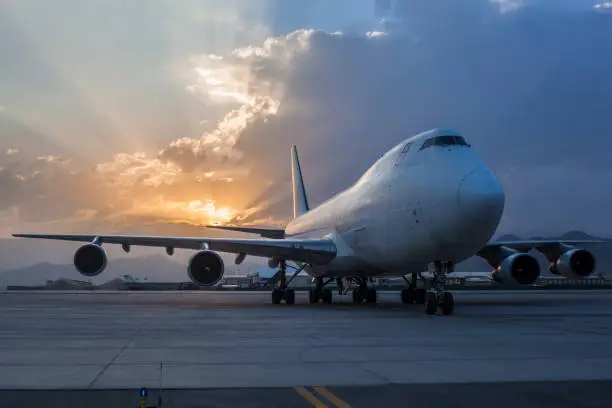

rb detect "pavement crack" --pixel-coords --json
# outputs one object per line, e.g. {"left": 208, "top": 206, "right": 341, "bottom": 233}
{"left": 354, "top": 362, "right": 393, "bottom": 384}
{"left": 87, "top": 329, "right": 139, "bottom": 388}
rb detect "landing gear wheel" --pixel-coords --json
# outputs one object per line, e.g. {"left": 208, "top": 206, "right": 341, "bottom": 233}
{"left": 284, "top": 289, "right": 296, "bottom": 305}
{"left": 322, "top": 288, "right": 333, "bottom": 304}
{"left": 365, "top": 288, "right": 377, "bottom": 304}
{"left": 438, "top": 292, "right": 454, "bottom": 315}
{"left": 309, "top": 288, "right": 321, "bottom": 304}
{"left": 352, "top": 288, "right": 364, "bottom": 304}
{"left": 415, "top": 289, "right": 426, "bottom": 305}
{"left": 425, "top": 292, "right": 437, "bottom": 315}
{"left": 271, "top": 289, "right": 282, "bottom": 305}
{"left": 401, "top": 288, "right": 415, "bottom": 304}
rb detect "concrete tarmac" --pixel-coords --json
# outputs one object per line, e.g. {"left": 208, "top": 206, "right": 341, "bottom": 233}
{"left": 0, "top": 290, "right": 611, "bottom": 407}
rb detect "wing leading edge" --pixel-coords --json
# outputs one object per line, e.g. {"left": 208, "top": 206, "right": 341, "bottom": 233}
{"left": 205, "top": 225, "right": 285, "bottom": 239}
{"left": 12, "top": 233, "right": 336, "bottom": 265}
{"left": 479, "top": 239, "right": 605, "bottom": 255}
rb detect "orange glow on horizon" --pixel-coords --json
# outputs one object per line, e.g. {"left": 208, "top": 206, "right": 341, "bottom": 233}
{"left": 123, "top": 198, "right": 239, "bottom": 226}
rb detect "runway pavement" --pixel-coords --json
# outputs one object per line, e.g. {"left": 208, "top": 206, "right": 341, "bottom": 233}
{"left": 0, "top": 290, "right": 611, "bottom": 407}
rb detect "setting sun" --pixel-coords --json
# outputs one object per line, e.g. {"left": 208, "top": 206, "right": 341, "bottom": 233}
{"left": 186, "top": 200, "right": 237, "bottom": 225}
{"left": 129, "top": 198, "right": 238, "bottom": 227}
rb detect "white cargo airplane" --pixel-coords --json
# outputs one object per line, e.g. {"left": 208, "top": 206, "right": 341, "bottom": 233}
{"left": 13, "top": 129, "right": 602, "bottom": 315}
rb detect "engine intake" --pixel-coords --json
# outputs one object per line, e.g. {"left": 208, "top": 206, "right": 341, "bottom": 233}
{"left": 74, "top": 244, "right": 108, "bottom": 277}
{"left": 550, "top": 249, "right": 595, "bottom": 278}
{"left": 492, "top": 253, "right": 540, "bottom": 286}
{"left": 188, "top": 250, "right": 224, "bottom": 286}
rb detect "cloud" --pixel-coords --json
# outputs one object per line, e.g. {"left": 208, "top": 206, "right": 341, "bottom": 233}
{"left": 366, "top": 30, "right": 387, "bottom": 38}
{"left": 1, "top": 1, "right": 611, "bottom": 238}
{"left": 6, "top": 149, "right": 18, "bottom": 156}
{"left": 489, "top": 0, "right": 523, "bottom": 13}
{"left": 594, "top": 2, "right": 612, "bottom": 10}
{"left": 157, "top": 29, "right": 314, "bottom": 172}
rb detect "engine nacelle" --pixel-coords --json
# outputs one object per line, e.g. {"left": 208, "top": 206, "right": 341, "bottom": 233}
{"left": 492, "top": 253, "right": 541, "bottom": 286}
{"left": 550, "top": 248, "right": 596, "bottom": 279}
{"left": 74, "top": 244, "right": 108, "bottom": 277}
{"left": 187, "top": 250, "right": 224, "bottom": 287}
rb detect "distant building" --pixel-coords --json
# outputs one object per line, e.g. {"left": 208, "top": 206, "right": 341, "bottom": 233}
{"left": 44, "top": 278, "right": 95, "bottom": 290}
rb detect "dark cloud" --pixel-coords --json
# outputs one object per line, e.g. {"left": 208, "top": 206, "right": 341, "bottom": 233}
{"left": 230, "top": 3, "right": 612, "bottom": 235}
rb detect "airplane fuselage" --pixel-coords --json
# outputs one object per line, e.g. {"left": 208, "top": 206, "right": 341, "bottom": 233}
{"left": 284, "top": 129, "right": 505, "bottom": 278}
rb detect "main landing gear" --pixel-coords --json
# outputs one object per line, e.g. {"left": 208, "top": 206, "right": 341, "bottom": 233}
{"left": 307, "top": 277, "right": 377, "bottom": 305}
{"left": 351, "top": 278, "right": 377, "bottom": 304}
{"left": 308, "top": 277, "right": 333, "bottom": 304}
{"left": 271, "top": 260, "right": 296, "bottom": 305}
{"left": 424, "top": 261, "right": 455, "bottom": 316}
{"left": 400, "top": 272, "right": 427, "bottom": 305}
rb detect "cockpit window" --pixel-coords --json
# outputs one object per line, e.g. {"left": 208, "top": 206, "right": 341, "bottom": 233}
{"left": 420, "top": 135, "right": 470, "bottom": 150}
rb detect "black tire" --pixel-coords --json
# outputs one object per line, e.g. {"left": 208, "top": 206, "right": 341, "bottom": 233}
{"left": 284, "top": 289, "right": 295, "bottom": 305}
{"left": 401, "top": 288, "right": 415, "bottom": 304}
{"left": 352, "top": 288, "right": 363, "bottom": 304}
{"left": 366, "top": 288, "right": 377, "bottom": 304}
{"left": 322, "top": 288, "right": 333, "bottom": 304}
{"left": 415, "top": 289, "right": 426, "bottom": 305}
{"left": 308, "top": 289, "right": 319, "bottom": 304}
{"left": 425, "top": 292, "right": 437, "bottom": 315}
{"left": 271, "top": 289, "right": 282, "bottom": 304}
{"left": 439, "top": 292, "right": 454, "bottom": 315}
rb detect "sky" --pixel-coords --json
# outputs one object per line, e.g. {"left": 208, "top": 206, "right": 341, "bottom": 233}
{"left": 1, "top": 0, "right": 611, "bottom": 239}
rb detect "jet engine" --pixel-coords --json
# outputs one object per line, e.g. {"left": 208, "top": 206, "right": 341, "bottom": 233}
{"left": 187, "top": 250, "right": 225, "bottom": 286}
{"left": 550, "top": 248, "right": 596, "bottom": 279}
{"left": 492, "top": 253, "right": 541, "bottom": 286}
{"left": 74, "top": 244, "right": 108, "bottom": 277}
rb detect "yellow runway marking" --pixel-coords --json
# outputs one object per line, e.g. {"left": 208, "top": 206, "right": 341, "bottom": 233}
{"left": 314, "top": 386, "right": 353, "bottom": 408}
{"left": 294, "top": 386, "right": 329, "bottom": 408}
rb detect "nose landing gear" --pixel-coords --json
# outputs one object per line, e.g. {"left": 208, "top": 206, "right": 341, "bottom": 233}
{"left": 425, "top": 261, "right": 455, "bottom": 315}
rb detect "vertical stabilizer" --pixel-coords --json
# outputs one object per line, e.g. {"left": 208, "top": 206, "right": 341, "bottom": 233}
{"left": 291, "top": 145, "right": 310, "bottom": 218}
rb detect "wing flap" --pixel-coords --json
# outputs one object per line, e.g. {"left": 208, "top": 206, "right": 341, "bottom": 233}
{"left": 12, "top": 233, "right": 336, "bottom": 265}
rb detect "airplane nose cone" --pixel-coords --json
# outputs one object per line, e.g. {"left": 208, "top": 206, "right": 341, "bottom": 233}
{"left": 458, "top": 169, "right": 505, "bottom": 223}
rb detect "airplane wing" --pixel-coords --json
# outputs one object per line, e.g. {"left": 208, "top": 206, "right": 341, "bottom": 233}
{"left": 482, "top": 239, "right": 606, "bottom": 250}
{"left": 12, "top": 233, "right": 336, "bottom": 265}
{"left": 205, "top": 225, "right": 285, "bottom": 239}
{"left": 477, "top": 238, "right": 606, "bottom": 270}
{"left": 478, "top": 239, "right": 606, "bottom": 256}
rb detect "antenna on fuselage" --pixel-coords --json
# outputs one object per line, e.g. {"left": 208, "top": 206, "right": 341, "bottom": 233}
{"left": 291, "top": 145, "right": 310, "bottom": 218}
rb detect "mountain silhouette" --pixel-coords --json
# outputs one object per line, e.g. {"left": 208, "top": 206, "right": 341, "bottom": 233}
{"left": 0, "top": 254, "right": 187, "bottom": 286}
